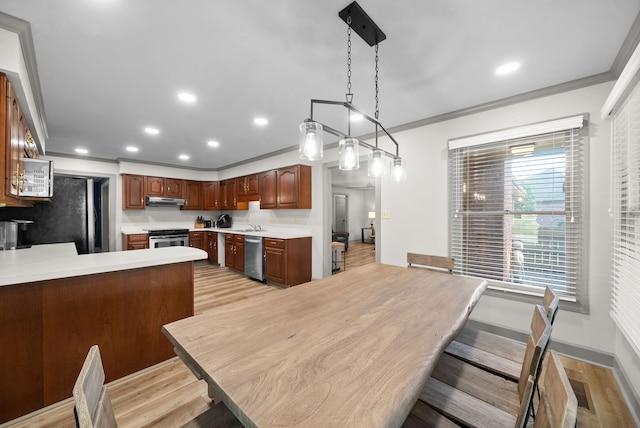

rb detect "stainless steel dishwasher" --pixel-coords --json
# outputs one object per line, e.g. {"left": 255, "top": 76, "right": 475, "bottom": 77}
{"left": 244, "top": 236, "right": 265, "bottom": 281}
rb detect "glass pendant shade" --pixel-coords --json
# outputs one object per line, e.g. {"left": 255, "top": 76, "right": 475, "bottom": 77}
{"left": 299, "top": 121, "right": 324, "bottom": 160}
{"left": 391, "top": 157, "right": 406, "bottom": 182}
{"left": 338, "top": 138, "right": 360, "bottom": 170}
{"left": 368, "top": 149, "right": 385, "bottom": 177}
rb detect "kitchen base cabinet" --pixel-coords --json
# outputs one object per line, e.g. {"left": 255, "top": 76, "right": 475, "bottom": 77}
{"left": 0, "top": 262, "right": 195, "bottom": 423}
{"left": 189, "top": 231, "right": 206, "bottom": 251}
{"left": 224, "top": 233, "right": 244, "bottom": 271}
{"left": 123, "top": 233, "right": 149, "bottom": 250}
{"left": 264, "top": 237, "right": 311, "bottom": 287}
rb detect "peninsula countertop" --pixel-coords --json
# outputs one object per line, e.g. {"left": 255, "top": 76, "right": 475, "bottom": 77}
{"left": 0, "top": 243, "right": 207, "bottom": 286}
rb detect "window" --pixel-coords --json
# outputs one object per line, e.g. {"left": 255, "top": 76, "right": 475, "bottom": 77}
{"left": 448, "top": 116, "right": 586, "bottom": 305}
{"left": 611, "top": 77, "right": 640, "bottom": 357}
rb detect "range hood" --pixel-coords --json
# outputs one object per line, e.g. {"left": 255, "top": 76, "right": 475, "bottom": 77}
{"left": 145, "top": 196, "right": 185, "bottom": 207}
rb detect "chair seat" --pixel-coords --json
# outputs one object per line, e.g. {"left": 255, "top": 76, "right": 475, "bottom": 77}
{"left": 445, "top": 326, "right": 526, "bottom": 381}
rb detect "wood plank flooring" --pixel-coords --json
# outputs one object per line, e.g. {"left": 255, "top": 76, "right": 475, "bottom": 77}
{"left": 2, "top": 242, "right": 636, "bottom": 428}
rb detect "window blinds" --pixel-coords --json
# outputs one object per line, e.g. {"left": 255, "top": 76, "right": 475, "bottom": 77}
{"left": 611, "top": 76, "right": 640, "bottom": 358}
{"left": 449, "top": 116, "right": 585, "bottom": 302}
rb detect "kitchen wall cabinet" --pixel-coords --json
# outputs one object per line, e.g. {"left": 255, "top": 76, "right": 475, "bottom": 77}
{"left": 237, "top": 173, "right": 259, "bottom": 201}
{"left": 264, "top": 237, "right": 311, "bottom": 286}
{"left": 224, "top": 233, "right": 244, "bottom": 271}
{"left": 203, "top": 181, "right": 219, "bottom": 210}
{"left": 0, "top": 74, "right": 37, "bottom": 207}
{"left": 189, "top": 231, "right": 206, "bottom": 251}
{"left": 145, "top": 176, "right": 184, "bottom": 198}
{"left": 122, "top": 174, "right": 146, "bottom": 210}
{"left": 122, "top": 233, "right": 149, "bottom": 250}
{"left": 259, "top": 165, "right": 311, "bottom": 210}
{"left": 258, "top": 170, "right": 278, "bottom": 209}
{"left": 182, "top": 180, "right": 203, "bottom": 210}
{"left": 206, "top": 231, "right": 218, "bottom": 264}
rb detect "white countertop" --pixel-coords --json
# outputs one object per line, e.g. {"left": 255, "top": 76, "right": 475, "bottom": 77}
{"left": 0, "top": 243, "right": 207, "bottom": 287}
{"left": 121, "top": 225, "right": 312, "bottom": 240}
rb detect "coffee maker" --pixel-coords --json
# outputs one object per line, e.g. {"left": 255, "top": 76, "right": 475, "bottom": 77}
{"left": 0, "top": 220, "right": 33, "bottom": 250}
{"left": 0, "top": 221, "right": 17, "bottom": 250}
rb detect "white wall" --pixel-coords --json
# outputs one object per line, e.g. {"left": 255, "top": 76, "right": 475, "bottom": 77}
{"left": 331, "top": 186, "right": 375, "bottom": 241}
{"left": 376, "top": 81, "right": 640, "bottom": 404}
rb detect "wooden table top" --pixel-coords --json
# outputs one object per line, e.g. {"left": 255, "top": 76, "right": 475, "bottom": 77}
{"left": 162, "top": 263, "right": 487, "bottom": 428}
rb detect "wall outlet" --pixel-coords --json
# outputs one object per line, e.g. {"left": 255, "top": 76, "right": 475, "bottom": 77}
{"left": 382, "top": 210, "right": 391, "bottom": 219}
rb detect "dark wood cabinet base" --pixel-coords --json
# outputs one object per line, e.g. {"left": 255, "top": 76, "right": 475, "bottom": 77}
{"left": 0, "top": 262, "right": 194, "bottom": 423}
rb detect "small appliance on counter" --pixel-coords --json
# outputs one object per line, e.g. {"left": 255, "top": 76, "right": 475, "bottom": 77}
{"left": 204, "top": 219, "right": 213, "bottom": 228}
{"left": 216, "top": 214, "right": 232, "bottom": 228}
{"left": 0, "top": 220, "right": 33, "bottom": 250}
{"left": 0, "top": 221, "right": 18, "bottom": 250}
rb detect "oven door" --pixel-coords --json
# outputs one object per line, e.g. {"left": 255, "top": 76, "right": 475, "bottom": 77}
{"left": 149, "top": 234, "right": 189, "bottom": 249}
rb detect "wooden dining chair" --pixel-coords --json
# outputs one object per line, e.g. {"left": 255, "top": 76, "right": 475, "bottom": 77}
{"left": 73, "top": 345, "right": 243, "bottom": 428}
{"left": 419, "top": 304, "right": 552, "bottom": 427}
{"left": 407, "top": 253, "right": 455, "bottom": 273}
{"left": 445, "top": 286, "right": 559, "bottom": 382}
{"left": 73, "top": 345, "right": 117, "bottom": 428}
{"left": 533, "top": 351, "right": 578, "bottom": 428}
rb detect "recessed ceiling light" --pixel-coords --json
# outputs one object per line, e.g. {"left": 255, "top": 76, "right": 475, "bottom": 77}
{"left": 350, "top": 113, "right": 364, "bottom": 122}
{"left": 179, "top": 154, "right": 190, "bottom": 161}
{"left": 126, "top": 146, "right": 139, "bottom": 153}
{"left": 177, "top": 92, "right": 196, "bottom": 103}
{"left": 75, "top": 148, "right": 88, "bottom": 155}
{"left": 144, "top": 127, "right": 160, "bottom": 135}
{"left": 254, "top": 117, "right": 268, "bottom": 126}
{"left": 207, "top": 140, "right": 220, "bottom": 148}
{"left": 495, "top": 62, "right": 521, "bottom": 76}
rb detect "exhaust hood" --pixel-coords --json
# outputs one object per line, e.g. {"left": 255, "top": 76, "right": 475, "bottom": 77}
{"left": 145, "top": 196, "right": 185, "bottom": 207}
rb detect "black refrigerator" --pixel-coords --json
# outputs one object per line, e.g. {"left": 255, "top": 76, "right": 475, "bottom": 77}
{"left": 0, "top": 175, "right": 95, "bottom": 254}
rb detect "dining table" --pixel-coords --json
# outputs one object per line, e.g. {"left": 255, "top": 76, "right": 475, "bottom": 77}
{"left": 162, "top": 263, "right": 487, "bottom": 427}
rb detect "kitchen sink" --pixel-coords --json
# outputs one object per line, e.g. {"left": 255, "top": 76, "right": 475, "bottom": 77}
{"left": 230, "top": 228, "right": 267, "bottom": 233}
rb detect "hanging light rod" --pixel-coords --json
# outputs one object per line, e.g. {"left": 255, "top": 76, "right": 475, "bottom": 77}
{"left": 338, "top": 1, "right": 386, "bottom": 47}
{"left": 305, "top": 99, "right": 399, "bottom": 159}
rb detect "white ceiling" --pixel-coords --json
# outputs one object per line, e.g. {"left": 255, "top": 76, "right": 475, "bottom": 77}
{"left": 1, "top": 1, "right": 639, "bottom": 176}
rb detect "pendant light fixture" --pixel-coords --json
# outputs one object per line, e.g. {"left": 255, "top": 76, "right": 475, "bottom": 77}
{"left": 298, "top": 1, "right": 406, "bottom": 183}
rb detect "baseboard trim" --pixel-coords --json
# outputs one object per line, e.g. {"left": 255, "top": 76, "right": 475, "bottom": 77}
{"left": 465, "top": 319, "right": 614, "bottom": 365}
{"left": 465, "top": 319, "right": 640, "bottom": 423}
{"left": 613, "top": 356, "right": 640, "bottom": 427}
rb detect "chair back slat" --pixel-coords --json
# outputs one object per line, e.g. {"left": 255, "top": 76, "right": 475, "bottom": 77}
{"left": 407, "top": 253, "right": 454, "bottom": 273}
{"left": 543, "top": 286, "right": 560, "bottom": 325}
{"left": 73, "top": 345, "right": 117, "bottom": 428}
{"left": 534, "top": 351, "right": 578, "bottom": 428}
{"left": 517, "top": 305, "right": 552, "bottom": 402}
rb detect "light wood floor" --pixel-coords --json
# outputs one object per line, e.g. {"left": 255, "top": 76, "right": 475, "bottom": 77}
{"left": 3, "top": 242, "right": 636, "bottom": 427}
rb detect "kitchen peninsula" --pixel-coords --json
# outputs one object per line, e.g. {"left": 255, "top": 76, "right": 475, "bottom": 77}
{"left": 0, "top": 243, "right": 207, "bottom": 423}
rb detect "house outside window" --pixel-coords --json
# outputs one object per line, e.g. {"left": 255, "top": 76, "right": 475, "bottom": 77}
{"left": 448, "top": 115, "right": 586, "bottom": 308}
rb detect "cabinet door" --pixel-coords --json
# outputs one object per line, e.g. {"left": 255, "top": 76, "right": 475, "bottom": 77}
{"left": 277, "top": 166, "right": 299, "bottom": 208}
{"left": 164, "top": 178, "right": 185, "bottom": 198}
{"left": 227, "top": 178, "right": 237, "bottom": 209}
{"left": 224, "top": 235, "right": 235, "bottom": 268}
{"left": 219, "top": 180, "right": 228, "bottom": 210}
{"left": 7, "top": 83, "right": 24, "bottom": 197}
{"left": 265, "top": 247, "right": 285, "bottom": 284}
{"left": 259, "top": 170, "right": 277, "bottom": 209}
{"left": 189, "top": 231, "right": 205, "bottom": 250}
{"left": 207, "top": 232, "right": 218, "bottom": 264}
{"left": 124, "top": 233, "right": 149, "bottom": 250}
{"left": 246, "top": 173, "right": 259, "bottom": 196}
{"left": 237, "top": 176, "right": 248, "bottom": 197}
{"left": 183, "top": 181, "right": 203, "bottom": 210}
{"left": 145, "top": 176, "right": 164, "bottom": 197}
{"left": 123, "top": 175, "right": 145, "bottom": 209}
{"left": 235, "top": 241, "right": 245, "bottom": 271}
{"left": 203, "top": 181, "right": 219, "bottom": 210}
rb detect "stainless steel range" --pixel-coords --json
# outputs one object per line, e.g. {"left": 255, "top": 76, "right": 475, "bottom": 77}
{"left": 146, "top": 229, "right": 189, "bottom": 249}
